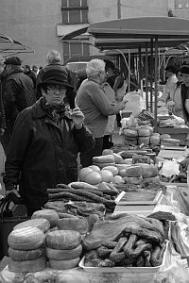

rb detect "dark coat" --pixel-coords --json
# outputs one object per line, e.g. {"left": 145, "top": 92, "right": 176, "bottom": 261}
{"left": 2, "top": 68, "right": 36, "bottom": 131}
{"left": 4, "top": 98, "right": 94, "bottom": 213}
{"left": 181, "top": 84, "right": 189, "bottom": 122}
{"left": 0, "top": 80, "right": 6, "bottom": 130}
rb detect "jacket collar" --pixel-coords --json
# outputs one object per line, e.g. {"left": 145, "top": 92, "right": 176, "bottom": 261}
{"left": 32, "top": 98, "right": 47, "bottom": 119}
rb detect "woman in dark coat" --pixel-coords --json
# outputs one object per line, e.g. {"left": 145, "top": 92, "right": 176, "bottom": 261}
{"left": 4, "top": 65, "right": 94, "bottom": 215}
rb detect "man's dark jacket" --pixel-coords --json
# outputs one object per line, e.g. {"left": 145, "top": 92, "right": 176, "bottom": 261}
{"left": 4, "top": 98, "right": 94, "bottom": 213}
{"left": 2, "top": 68, "right": 36, "bottom": 131}
{"left": 181, "top": 83, "right": 189, "bottom": 122}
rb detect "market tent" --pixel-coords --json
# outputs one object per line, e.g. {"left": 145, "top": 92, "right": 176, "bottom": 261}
{"left": 87, "top": 17, "right": 189, "bottom": 38}
{"left": 0, "top": 33, "right": 33, "bottom": 55}
{"left": 87, "top": 17, "right": 189, "bottom": 130}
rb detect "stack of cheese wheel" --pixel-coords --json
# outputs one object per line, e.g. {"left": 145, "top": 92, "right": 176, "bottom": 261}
{"left": 123, "top": 165, "right": 143, "bottom": 184}
{"left": 123, "top": 128, "right": 138, "bottom": 146}
{"left": 138, "top": 126, "right": 152, "bottom": 146}
{"left": 46, "top": 230, "right": 82, "bottom": 270}
{"left": 140, "top": 163, "right": 159, "bottom": 183}
{"left": 8, "top": 226, "right": 46, "bottom": 273}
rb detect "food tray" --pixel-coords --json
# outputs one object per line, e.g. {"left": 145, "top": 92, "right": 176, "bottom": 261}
{"left": 117, "top": 190, "right": 163, "bottom": 206}
{"left": 79, "top": 241, "right": 169, "bottom": 274}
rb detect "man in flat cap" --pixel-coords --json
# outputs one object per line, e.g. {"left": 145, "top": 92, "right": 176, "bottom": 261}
{"left": 1, "top": 56, "right": 36, "bottom": 152}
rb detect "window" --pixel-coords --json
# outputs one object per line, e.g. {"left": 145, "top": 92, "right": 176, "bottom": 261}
{"left": 63, "top": 41, "right": 89, "bottom": 63}
{"left": 175, "top": 0, "right": 189, "bottom": 9}
{"left": 62, "top": 0, "right": 88, "bottom": 24}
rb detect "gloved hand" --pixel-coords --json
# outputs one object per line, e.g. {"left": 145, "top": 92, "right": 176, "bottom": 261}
{"left": 5, "top": 185, "right": 21, "bottom": 204}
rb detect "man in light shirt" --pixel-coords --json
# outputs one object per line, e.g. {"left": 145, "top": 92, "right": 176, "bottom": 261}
{"left": 160, "top": 65, "right": 178, "bottom": 103}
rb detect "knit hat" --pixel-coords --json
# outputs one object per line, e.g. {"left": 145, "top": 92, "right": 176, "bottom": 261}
{"left": 37, "top": 65, "right": 73, "bottom": 89}
{"left": 180, "top": 65, "right": 189, "bottom": 75}
{"left": 4, "top": 56, "right": 22, "bottom": 66}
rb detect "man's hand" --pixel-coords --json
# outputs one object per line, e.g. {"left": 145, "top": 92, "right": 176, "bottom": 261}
{"left": 71, "top": 107, "right": 84, "bottom": 129}
{"left": 6, "top": 188, "right": 20, "bottom": 198}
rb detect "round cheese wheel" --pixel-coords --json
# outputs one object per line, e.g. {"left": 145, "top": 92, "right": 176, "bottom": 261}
{"left": 138, "top": 136, "right": 150, "bottom": 145}
{"left": 14, "top": 218, "right": 50, "bottom": 233}
{"left": 57, "top": 217, "right": 88, "bottom": 234}
{"left": 8, "top": 227, "right": 45, "bottom": 251}
{"left": 150, "top": 133, "right": 161, "bottom": 146}
{"left": 125, "top": 165, "right": 142, "bottom": 177}
{"left": 46, "top": 230, "right": 81, "bottom": 250}
{"left": 102, "top": 166, "right": 119, "bottom": 176}
{"left": 140, "top": 164, "right": 158, "bottom": 178}
{"left": 138, "top": 128, "right": 151, "bottom": 137}
{"left": 8, "top": 247, "right": 45, "bottom": 261}
{"left": 160, "top": 134, "right": 171, "bottom": 141}
{"left": 31, "top": 209, "right": 59, "bottom": 227}
{"left": 123, "top": 129, "right": 138, "bottom": 137}
{"left": 8, "top": 256, "right": 46, "bottom": 273}
{"left": 46, "top": 244, "right": 82, "bottom": 260}
{"left": 49, "top": 257, "right": 80, "bottom": 270}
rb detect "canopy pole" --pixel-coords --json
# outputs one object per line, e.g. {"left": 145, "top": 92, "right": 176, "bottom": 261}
{"left": 145, "top": 43, "right": 149, "bottom": 110}
{"left": 154, "top": 36, "right": 158, "bottom": 132}
{"left": 150, "top": 38, "right": 153, "bottom": 112}
{"left": 128, "top": 50, "right": 131, "bottom": 92}
{"left": 138, "top": 46, "right": 142, "bottom": 89}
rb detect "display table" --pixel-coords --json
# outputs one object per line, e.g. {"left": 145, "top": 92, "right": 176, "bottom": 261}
{"left": 158, "top": 145, "right": 189, "bottom": 160}
{"left": 0, "top": 256, "right": 170, "bottom": 283}
{"left": 158, "top": 127, "right": 189, "bottom": 146}
{"left": 1, "top": 185, "right": 189, "bottom": 283}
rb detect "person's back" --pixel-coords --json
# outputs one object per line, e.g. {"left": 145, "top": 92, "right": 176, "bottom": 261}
{"left": 3, "top": 63, "right": 35, "bottom": 124}
{"left": 24, "top": 65, "right": 37, "bottom": 87}
{"left": 2, "top": 56, "right": 36, "bottom": 151}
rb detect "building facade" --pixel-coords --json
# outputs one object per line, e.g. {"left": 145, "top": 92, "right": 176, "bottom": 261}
{"left": 0, "top": 0, "right": 188, "bottom": 65}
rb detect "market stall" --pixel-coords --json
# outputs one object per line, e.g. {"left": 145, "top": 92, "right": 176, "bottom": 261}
{"left": 1, "top": 144, "right": 189, "bottom": 282}
{"left": 0, "top": 33, "right": 33, "bottom": 56}
{"left": 2, "top": 18, "right": 189, "bottom": 282}
{"left": 86, "top": 16, "right": 189, "bottom": 132}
